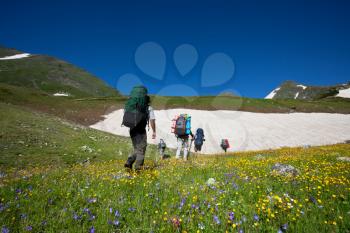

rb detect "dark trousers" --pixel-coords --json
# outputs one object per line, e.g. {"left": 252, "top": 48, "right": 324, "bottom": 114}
{"left": 125, "top": 130, "right": 147, "bottom": 170}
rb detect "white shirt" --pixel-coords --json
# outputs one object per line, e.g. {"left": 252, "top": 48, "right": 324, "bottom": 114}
{"left": 149, "top": 106, "right": 155, "bottom": 120}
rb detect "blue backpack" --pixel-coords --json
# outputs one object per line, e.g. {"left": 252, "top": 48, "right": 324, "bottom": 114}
{"left": 194, "top": 128, "right": 205, "bottom": 147}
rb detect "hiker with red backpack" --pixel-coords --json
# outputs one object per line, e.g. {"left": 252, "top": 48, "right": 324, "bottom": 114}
{"left": 172, "top": 114, "right": 194, "bottom": 161}
{"left": 122, "top": 86, "right": 156, "bottom": 171}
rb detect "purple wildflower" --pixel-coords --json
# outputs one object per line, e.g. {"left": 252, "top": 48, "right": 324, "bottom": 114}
{"left": 239, "top": 229, "right": 244, "bottom": 233}
{"left": 128, "top": 207, "right": 136, "bottom": 212}
{"left": 25, "top": 226, "right": 32, "bottom": 231}
{"left": 88, "top": 198, "right": 97, "bottom": 203}
{"left": 309, "top": 196, "right": 317, "bottom": 204}
{"left": 73, "top": 213, "right": 81, "bottom": 220}
{"left": 109, "top": 207, "right": 113, "bottom": 213}
{"left": 253, "top": 214, "right": 259, "bottom": 221}
{"left": 89, "top": 214, "right": 96, "bottom": 221}
{"left": 114, "top": 210, "right": 120, "bottom": 217}
{"left": 1, "top": 226, "right": 10, "bottom": 233}
{"left": 20, "top": 213, "right": 27, "bottom": 219}
{"left": 179, "top": 198, "right": 186, "bottom": 209}
{"left": 108, "top": 219, "right": 120, "bottom": 226}
{"left": 89, "top": 226, "right": 95, "bottom": 233}
{"left": 279, "top": 223, "right": 288, "bottom": 232}
{"left": 228, "top": 212, "right": 235, "bottom": 221}
{"left": 213, "top": 215, "right": 220, "bottom": 225}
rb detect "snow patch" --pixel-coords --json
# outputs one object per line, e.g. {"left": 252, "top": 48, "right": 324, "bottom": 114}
{"left": 297, "top": 85, "right": 307, "bottom": 90}
{"left": 294, "top": 92, "right": 299, "bottom": 99}
{"left": 265, "top": 87, "right": 280, "bottom": 99}
{"left": 53, "top": 92, "right": 70, "bottom": 97}
{"left": 336, "top": 88, "right": 350, "bottom": 98}
{"left": 91, "top": 108, "right": 350, "bottom": 154}
{"left": 0, "top": 53, "right": 31, "bottom": 60}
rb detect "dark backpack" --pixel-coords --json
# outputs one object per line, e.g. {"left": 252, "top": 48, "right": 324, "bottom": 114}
{"left": 221, "top": 139, "right": 230, "bottom": 152}
{"left": 175, "top": 115, "right": 187, "bottom": 136}
{"left": 122, "top": 86, "right": 149, "bottom": 129}
{"left": 194, "top": 128, "right": 205, "bottom": 146}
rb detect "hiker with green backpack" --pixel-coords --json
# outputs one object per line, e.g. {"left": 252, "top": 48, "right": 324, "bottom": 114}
{"left": 122, "top": 86, "right": 156, "bottom": 170}
{"left": 172, "top": 114, "right": 194, "bottom": 161}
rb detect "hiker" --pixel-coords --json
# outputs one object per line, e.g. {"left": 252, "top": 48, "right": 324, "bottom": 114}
{"left": 220, "top": 139, "right": 230, "bottom": 153}
{"left": 122, "top": 86, "right": 156, "bottom": 170}
{"left": 172, "top": 114, "right": 194, "bottom": 161}
{"left": 194, "top": 128, "right": 205, "bottom": 152}
{"left": 158, "top": 139, "right": 166, "bottom": 159}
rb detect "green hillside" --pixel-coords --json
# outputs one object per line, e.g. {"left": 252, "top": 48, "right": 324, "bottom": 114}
{"left": 0, "top": 46, "right": 119, "bottom": 97}
{"left": 267, "top": 80, "right": 350, "bottom": 100}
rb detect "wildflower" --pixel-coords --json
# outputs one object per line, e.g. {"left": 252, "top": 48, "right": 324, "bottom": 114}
{"left": 278, "top": 223, "right": 288, "bottom": 232}
{"left": 114, "top": 210, "right": 120, "bottom": 217}
{"left": 89, "top": 226, "right": 95, "bottom": 233}
{"left": 180, "top": 198, "right": 186, "bottom": 209}
{"left": 1, "top": 226, "right": 10, "bottom": 233}
{"left": 128, "top": 207, "right": 136, "bottom": 212}
{"left": 109, "top": 207, "right": 113, "bottom": 213}
{"left": 73, "top": 213, "right": 81, "bottom": 220}
{"left": 309, "top": 196, "right": 317, "bottom": 204}
{"left": 88, "top": 198, "right": 97, "bottom": 203}
{"left": 198, "top": 223, "right": 205, "bottom": 230}
{"left": 253, "top": 214, "right": 259, "bottom": 221}
{"left": 213, "top": 215, "right": 220, "bottom": 225}
{"left": 108, "top": 219, "right": 120, "bottom": 226}
{"left": 25, "top": 226, "right": 32, "bottom": 231}
{"left": 171, "top": 217, "right": 180, "bottom": 228}
{"left": 228, "top": 212, "right": 235, "bottom": 221}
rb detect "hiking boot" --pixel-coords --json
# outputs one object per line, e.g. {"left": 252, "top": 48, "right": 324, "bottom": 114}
{"left": 124, "top": 163, "right": 132, "bottom": 169}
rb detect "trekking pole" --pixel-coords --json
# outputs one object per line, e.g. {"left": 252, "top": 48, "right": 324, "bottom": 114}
{"left": 188, "top": 139, "right": 194, "bottom": 160}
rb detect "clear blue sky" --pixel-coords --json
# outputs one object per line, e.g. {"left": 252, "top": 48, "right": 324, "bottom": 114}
{"left": 1, "top": 0, "right": 349, "bottom": 97}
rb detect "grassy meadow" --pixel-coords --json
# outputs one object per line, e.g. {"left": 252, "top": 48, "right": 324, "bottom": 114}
{"left": 1, "top": 102, "right": 350, "bottom": 232}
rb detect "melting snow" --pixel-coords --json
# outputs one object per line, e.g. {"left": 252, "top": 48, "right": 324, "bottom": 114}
{"left": 295, "top": 92, "right": 299, "bottom": 99}
{"left": 53, "top": 92, "right": 70, "bottom": 97}
{"left": 0, "top": 53, "right": 31, "bottom": 60}
{"left": 336, "top": 88, "right": 350, "bottom": 98}
{"left": 265, "top": 87, "right": 280, "bottom": 99}
{"left": 91, "top": 109, "right": 350, "bottom": 154}
{"left": 297, "top": 85, "right": 307, "bottom": 90}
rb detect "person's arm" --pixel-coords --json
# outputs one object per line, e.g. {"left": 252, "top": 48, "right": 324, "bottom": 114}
{"left": 149, "top": 106, "right": 156, "bottom": 139}
{"left": 150, "top": 119, "right": 156, "bottom": 139}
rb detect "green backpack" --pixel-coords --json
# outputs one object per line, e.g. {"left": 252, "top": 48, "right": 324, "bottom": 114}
{"left": 122, "top": 86, "right": 150, "bottom": 129}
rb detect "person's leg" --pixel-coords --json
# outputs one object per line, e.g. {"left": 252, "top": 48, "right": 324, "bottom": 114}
{"left": 175, "top": 138, "right": 182, "bottom": 159}
{"left": 183, "top": 138, "right": 189, "bottom": 161}
{"left": 134, "top": 132, "right": 147, "bottom": 170}
{"left": 125, "top": 132, "right": 137, "bottom": 168}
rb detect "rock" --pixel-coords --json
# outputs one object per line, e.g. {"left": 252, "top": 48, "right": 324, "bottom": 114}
{"left": 206, "top": 178, "right": 216, "bottom": 186}
{"left": 271, "top": 163, "right": 299, "bottom": 176}
{"left": 337, "top": 157, "right": 350, "bottom": 162}
{"left": 81, "top": 145, "right": 94, "bottom": 153}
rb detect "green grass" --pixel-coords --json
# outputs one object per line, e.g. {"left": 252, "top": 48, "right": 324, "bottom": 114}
{"left": 1, "top": 84, "right": 350, "bottom": 128}
{"left": 0, "top": 47, "right": 119, "bottom": 97}
{"left": 151, "top": 95, "right": 350, "bottom": 114}
{"left": 0, "top": 103, "right": 158, "bottom": 169}
{"left": 0, "top": 97, "right": 349, "bottom": 232}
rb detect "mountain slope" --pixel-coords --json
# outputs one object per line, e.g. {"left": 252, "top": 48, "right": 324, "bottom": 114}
{"left": 265, "top": 81, "right": 350, "bottom": 100}
{"left": 0, "top": 46, "right": 119, "bottom": 97}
